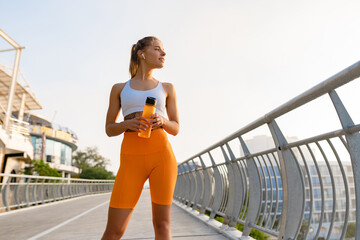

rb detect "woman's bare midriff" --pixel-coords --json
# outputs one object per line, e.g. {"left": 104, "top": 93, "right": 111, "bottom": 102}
{"left": 124, "top": 111, "right": 162, "bottom": 132}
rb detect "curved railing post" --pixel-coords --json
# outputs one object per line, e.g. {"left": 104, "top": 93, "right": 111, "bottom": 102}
{"left": 31, "top": 178, "right": 37, "bottom": 206}
{"left": 198, "top": 156, "right": 213, "bottom": 215}
{"left": 221, "top": 144, "right": 243, "bottom": 228}
{"left": 14, "top": 177, "right": 20, "bottom": 208}
{"left": 188, "top": 159, "right": 198, "bottom": 208}
{"left": 329, "top": 89, "right": 360, "bottom": 238}
{"left": 51, "top": 179, "right": 56, "bottom": 201}
{"left": 268, "top": 120, "right": 304, "bottom": 239}
{"left": 179, "top": 165, "right": 187, "bottom": 204}
{"left": 60, "top": 179, "right": 65, "bottom": 200}
{"left": 239, "top": 136, "right": 262, "bottom": 238}
{"left": 220, "top": 145, "right": 231, "bottom": 225}
{"left": 185, "top": 162, "right": 193, "bottom": 207}
{"left": 40, "top": 179, "right": 45, "bottom": 204}
{"left": 192, "top": 156, "right": 205, "bottom": 211}
{"left": 2, "top": 177, "right": 10, "bottom": 211}
{"left": 25, "top": 177, "right": 30, "bottom": 207}
{"left": 208, "top": 151, "right": 224, "bottom": 220}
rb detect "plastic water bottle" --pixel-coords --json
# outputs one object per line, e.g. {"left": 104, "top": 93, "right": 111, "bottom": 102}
{"left": 138, "top": 97, "right": 157, "bottom": 138}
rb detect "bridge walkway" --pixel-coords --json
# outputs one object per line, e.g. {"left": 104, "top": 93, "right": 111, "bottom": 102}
{"left": 0, "top": 188, "right": 228, "bottom": 240}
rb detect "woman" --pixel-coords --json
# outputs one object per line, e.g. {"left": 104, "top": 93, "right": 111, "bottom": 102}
{"left": 101, "top": 36, "right": 179, "bottom": 240}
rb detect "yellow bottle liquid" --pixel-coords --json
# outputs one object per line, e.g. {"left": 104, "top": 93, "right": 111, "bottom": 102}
{"left": 138, "top": 97, "right": 157, "bottom": 138}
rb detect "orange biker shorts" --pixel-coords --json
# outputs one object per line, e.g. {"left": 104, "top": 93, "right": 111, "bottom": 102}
{"left": 109, "top": 128, "right": 178, "bottom": 209}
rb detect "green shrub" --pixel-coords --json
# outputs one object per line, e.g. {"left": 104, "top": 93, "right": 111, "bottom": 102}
{"left": 345, "top": 222, "right": 356, "bottom": 238}
{"left": 199, "top": 209, "right": 269, "bottom": 240}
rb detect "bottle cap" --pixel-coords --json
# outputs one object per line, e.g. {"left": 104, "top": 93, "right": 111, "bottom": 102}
{"left": 145, "top": 97, "right": 157, "bottom": 105}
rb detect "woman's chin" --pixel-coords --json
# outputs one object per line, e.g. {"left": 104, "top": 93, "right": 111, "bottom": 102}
{"left": 155, "top": 64, "right": 165, "bottom": 69}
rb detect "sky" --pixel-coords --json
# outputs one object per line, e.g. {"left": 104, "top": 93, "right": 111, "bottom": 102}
{"left": 1, "top": 0, "right": 360, "bottom": 174}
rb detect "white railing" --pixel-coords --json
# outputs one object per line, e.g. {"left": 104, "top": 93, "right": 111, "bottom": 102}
{"left": 174, "top": 61, "right": 360, "bottom": 240}
{"left": 0, "top": 173, "right": 114, "bottom": 212}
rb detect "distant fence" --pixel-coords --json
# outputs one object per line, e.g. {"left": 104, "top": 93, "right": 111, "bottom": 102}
{"left": 174, "top": 61, "right": 360, "bottom": 240}
{"left": 0, "top": 173, "right": 114, "bottom": 212}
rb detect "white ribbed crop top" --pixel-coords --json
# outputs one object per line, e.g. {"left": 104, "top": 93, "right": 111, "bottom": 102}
{"left": 120, "top": 80, "right": 167, "bottom": 117}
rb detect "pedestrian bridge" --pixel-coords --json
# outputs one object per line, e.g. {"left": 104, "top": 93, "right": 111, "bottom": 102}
{"left": 0, "top": 189, "right": 230, "bottom": 240}
{"left": 1, "top": 61, "right": 360, "bottom": 240}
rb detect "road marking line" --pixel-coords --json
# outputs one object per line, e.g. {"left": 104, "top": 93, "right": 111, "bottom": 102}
{"left": 26, "top": 200, "right": 109, "bottom": 240}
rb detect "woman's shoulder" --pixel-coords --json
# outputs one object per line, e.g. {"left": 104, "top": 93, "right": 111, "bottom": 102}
{"left": 161, "top": 82, "right": 175, "bottom": 95}
{"left": 161, "top": 81, "right": 173, "bottom": 86}
{"left": 161, "top": 82, "right": 175, "bottom": 90}
{"left": 111, "top": 81, "right": 128, "bottom": 92}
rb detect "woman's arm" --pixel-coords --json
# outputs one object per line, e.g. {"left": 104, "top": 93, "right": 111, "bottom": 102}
{"left": 150, "top": 82, "right": 179, "bottom": 136}
{"left": 105, "top": 83, "right": 149, "bottom": 137}
{"left": 105, "top": 83, "right": 127, "bottom": 137}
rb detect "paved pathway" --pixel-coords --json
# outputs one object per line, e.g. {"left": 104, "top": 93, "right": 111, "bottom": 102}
{"left": 0, "top": 188, "right": 229, "bottom": 240}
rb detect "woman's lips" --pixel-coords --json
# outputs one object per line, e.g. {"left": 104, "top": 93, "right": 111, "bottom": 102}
{"left": 159, "top": 58, "right": 165, "bottom": 62}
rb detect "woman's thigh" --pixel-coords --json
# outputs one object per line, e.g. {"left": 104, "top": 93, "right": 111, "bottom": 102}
{"left": 148, "top": 147, "right": 178, "bottom": 205}
{"left": 109, "top": 154, "right": 148, "bottom": 209}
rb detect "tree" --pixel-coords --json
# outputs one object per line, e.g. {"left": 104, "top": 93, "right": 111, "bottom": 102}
{"left": 80, "top": 166, "right": 115, "bottom": 179}
{"left": 73, "top": 146, "right": 109, "bottom": 173}
{"left": 23, "top": 159, "right": 62, "bottom": 177}
{"left": 73, "top": 146, "right": 115, "bottom": 179}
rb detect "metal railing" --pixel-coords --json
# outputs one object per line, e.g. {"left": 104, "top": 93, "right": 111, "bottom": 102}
{"left": 1, "top": 105, "right": 30, "bottom": 137}
{"left": 8, "top": 117, "right": 30, "bottom": 136}
{"left": 0, "top": 173, "right": 114, "bottom": 212}
{"left": 174, "top": 61, "right": 360, "bottom": 240}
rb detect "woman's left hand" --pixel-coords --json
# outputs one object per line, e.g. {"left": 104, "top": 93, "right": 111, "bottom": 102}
{"left": 149, "top": 113, "right": 166, "bottom": 128}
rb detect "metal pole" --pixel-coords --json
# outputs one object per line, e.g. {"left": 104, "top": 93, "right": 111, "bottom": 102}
{"left": 5, "top": 48, "right": 22, "bottom": 132}
{"left": 329, "top": 90, "right": 360, "bottom": 239}
{"left": 18, "top": 93, "right": 26, "bottom": 121}
{"left": 268, "top": 120, "right": 305, "bottom": 239}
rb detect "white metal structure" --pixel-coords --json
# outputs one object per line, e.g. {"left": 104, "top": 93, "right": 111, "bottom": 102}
{"left": 0, "top": 29, "right": 42, "bottom": 177}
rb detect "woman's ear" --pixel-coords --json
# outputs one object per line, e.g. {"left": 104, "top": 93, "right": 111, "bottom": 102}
{"left": 137, "top": 50, "right": 142, "bottom": 58}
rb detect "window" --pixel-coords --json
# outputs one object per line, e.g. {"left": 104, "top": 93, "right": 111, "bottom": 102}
{"left": 312, "top": 177, "right": 320, "bottom": 186}
{"left": 315, "top": 200, "right": 322, "bottom": 211}
{"left": 314, "top": 189, "right": 321, "bottom": 199}
{"left": 320, "top": 166, "right": 328, "bottom": 175}
{"left": 61, "top": 144, "right": 66, "bottom": 165}
{"left": 45, "top": 139, "right": 54, "bottom": 156}
{"left": 324, "top": 200, "right": 333, "bottom": 211}
{"left": 310, "top": 166, "right": 317, "bottom": 175}
{"left": 326, "top": 188, "right": 333, "bottom": 198}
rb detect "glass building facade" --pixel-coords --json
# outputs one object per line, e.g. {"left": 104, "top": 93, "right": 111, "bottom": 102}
{"left": 30, "top": 136, "right": 73, "bottom": 166}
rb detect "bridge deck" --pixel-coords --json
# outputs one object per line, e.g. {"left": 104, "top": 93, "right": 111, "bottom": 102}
{"left": 0, "top": 188, "right": 228, "bottom": 240}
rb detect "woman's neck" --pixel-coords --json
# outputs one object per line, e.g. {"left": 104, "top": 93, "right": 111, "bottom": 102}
{"left": 134, "top": 65, "right": 154, "bottom": 80}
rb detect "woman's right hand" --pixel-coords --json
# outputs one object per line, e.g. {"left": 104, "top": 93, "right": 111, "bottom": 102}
{"left": 124, "top": 116, "right": 149, "bottom": 132}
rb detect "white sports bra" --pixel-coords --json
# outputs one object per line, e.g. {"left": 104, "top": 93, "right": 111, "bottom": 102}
{"left": 120, "top": 80, "right": 167, "bottom": 117}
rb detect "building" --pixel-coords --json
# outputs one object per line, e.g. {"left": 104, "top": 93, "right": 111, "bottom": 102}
{"left": 0, "top": 29, "right": 79, "bottom": 183}
{"left": 0, "top": 29, "right": 42, "bottom": 183}
{"left": 14, "top": 112, "right": 79, "bottom": 178}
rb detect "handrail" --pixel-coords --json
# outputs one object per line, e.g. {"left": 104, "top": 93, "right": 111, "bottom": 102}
{"left": 0, "top": 173, "right": 114, "bottom": 182}
{"left": 181, "top": 61, "right": 360, "bottom": 163}
{"left": 0, "top": 173, "right": 114, "bottom": 213}
{"left": 174, "top": 61, "right": 360, "bottom": 240}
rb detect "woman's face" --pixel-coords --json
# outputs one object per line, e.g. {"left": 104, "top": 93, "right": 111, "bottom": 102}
{"left": 140, "top": 40, "right": 166, "bottom": 69}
